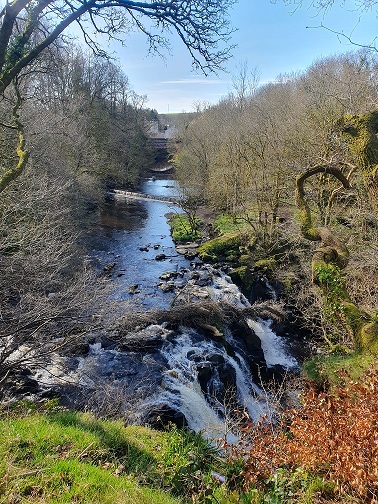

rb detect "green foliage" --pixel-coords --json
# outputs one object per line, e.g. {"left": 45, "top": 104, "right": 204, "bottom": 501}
{"left": 312, "top": 262, "right": 378, "bottom": 351}
{"left": 169, "top": 213, "right": 202, "bottom": 243}
{"left": 160, "top": 427, "right": 221, "bottom": 502}
{"left": 313, "top": 263, "right": 345, "bottom": 296}
{"left": 313, "top": 263, "right": 347, "bottom": 320}
{"left": 213, "top": 214, "right": 245, "bottom": 235}
{"left": 258, "top": 468, "right": 334, "bottom": 504}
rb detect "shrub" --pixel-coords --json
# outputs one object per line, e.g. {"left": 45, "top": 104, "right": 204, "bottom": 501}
{"left": 229, "top": 368, "right": 378, "bottom": 502}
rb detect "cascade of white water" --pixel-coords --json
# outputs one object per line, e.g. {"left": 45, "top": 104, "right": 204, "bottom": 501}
{"left": 247, "top": 319, "right": 298, "bottom": 369}
{"left": 210, "top": 270, "right": 298, "bottom": 370}
{"left": 157, "top": 330, "right": 258, "bottom": 441}
{"left": 31, "top": 266, "right": 298, "bottom": 441}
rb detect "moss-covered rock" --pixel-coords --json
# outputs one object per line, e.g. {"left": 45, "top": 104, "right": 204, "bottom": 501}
{"left": 229, "top": 266, "right": 254, "bottom": 292}
{"left": 197, "top": 233, "right": 250, "bottom": 263}
{"left": 239, "top": 254, "right": 251, "bottom": 266}
{"left": 360, "top": 321, "right": 378, "bottom": 354}
{"left": 254, "top": 258, "right": 277, "bottom": 271}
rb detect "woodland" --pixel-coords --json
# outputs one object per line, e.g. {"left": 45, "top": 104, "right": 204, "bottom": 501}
{"left": 0, "top": 0, "right": 378, "bottom": 502}
{"left": 174, "top": 53, "right": 378, "bottom": 354}
{"left": 171, "top": 51, "right": 378, "bottom": 501}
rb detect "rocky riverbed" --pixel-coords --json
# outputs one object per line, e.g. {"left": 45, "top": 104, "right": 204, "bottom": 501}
{"left": 5, "top": 177, "right": 306, "bottom": 438}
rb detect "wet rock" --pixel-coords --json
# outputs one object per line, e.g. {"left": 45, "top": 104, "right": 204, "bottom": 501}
{"left": 184, "top": 251, "right": 197, "bottom": 260}
{"left": 159, "top": 281, "right": 175, "bottom": 293}
{"left": 128, "top": 284, "right": 140, "bottom": 294}
{"left": 249, "top": 276, "right": 273, "bottom": 303}
{"left": 103, "top": 262, "right": 116, "bottom": 273}
{"left": 193, "top": 271, "right": 212, "bottom": 287}
{"left": 153, "top": 244, "right": 160, "bottom": 250}
{"left": 174, "top": 280, "right": 187, "bottom": 289}
{"left": 176, "top": 243, "right": 199, "bottom": 256}
{"left": 196, "top": 363, "right": 213, "bottom": 391}
{"left": 118, "top": 325, "right": 170, "bottom": 351}
{"left": 60, "top": 339, "right": 91, "bottom": 357}
{"left": 159, "top": 271, "right": 178, "bottom": 281}
{"left": 155, "top": 253, "right": 166, "bottom": 261}
{"left": 144, "top": 403, "right": 188, "bottom": 429}
{"left": 8, "top": 373, "right": 39, "bottom": 396}
{"left": 188, "top": 286, "right": 209, "bottom": 300}
{"left": 196, "top": 356, "right": 237, "bottom": 402}
{"left": 99, "top": 336, "right": 118, "bottom": 350}
{"left": 189, "top": 271, "right": 200, "bottom": 280}
{"left": 139, "top": 246, "right": 149, "bottom": 252}
{"left": 217, "top": 360, "right": 237, "bottom": 391}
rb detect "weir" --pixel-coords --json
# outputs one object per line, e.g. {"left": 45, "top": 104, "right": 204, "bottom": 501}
{"left": 109, "top": 188, "right": 179, "bottom": 204}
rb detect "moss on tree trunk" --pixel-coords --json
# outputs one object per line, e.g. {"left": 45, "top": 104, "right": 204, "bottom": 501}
{"left": 339, "top": 111, "right": 378, "bottom": 214}
{"left": 296, "top": 164, "right": 378, "bottom": 351}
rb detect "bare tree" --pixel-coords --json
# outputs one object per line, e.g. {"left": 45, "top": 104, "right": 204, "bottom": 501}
{"left": 0, "top": 0, "right": 236, "bottom": 193}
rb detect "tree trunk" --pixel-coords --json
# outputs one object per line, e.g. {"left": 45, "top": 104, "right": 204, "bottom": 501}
{"left": 296, "top": 165, "right": 378, "bottom": 351}
{"left": 340, "top": 111, "right": 378, "bottom": 215}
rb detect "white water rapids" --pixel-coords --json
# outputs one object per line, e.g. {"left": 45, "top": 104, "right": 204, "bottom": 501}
{"left": 30, "top": 178, "right": 299, "bottom": 440}
{"left": 33, "top": 271, "right": 298, "bottom": 442}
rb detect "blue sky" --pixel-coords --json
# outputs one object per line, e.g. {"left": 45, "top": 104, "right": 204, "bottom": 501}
{"left": 102, "top": 0, "right": 377, "bottom": 113}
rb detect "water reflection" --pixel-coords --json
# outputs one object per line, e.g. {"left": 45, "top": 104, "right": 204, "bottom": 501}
{"left": 100, "top": 199, "right": 148, "bottom": 231}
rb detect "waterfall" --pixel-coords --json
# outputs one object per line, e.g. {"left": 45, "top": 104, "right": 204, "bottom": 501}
{"left": 247, "top": 319, "right": 298, "bottom": 369}
{"left": 31, "top": 266, "right": 298, "bottom": 440}
{"left": 139, "top": 270, "right": 298, "bottom": 437}
{"left": 155, "top": 329, "right": 265, "bottom": 441}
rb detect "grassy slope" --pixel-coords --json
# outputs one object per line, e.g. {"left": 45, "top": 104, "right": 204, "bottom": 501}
{"left": 0, "top": 407, "right": 183, "bottom": 503}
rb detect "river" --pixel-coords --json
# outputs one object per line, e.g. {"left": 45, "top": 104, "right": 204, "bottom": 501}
{"left": 34, "top": 174, "right": 299, "bottom": 439}
{"left": 90, "top": 176, "right": 192, "bottom": 308}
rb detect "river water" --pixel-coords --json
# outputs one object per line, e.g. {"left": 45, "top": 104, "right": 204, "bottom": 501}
{"left": 35, "top": 175, "right": 298, "bottom": 438}
{"left": 90, "top": 177, "right": 191, "bottom": 308}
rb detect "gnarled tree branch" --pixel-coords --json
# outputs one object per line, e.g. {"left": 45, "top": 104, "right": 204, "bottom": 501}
{"left": 296, "top": 163, "right": 378, "bottom": 350}
{"left": 0, "top": 81, "right": 28, "bottom": 193}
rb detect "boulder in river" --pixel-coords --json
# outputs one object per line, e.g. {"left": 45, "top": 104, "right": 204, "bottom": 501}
{"left": 143, "top": 403, "right": 188, "bottom": 429}
{"left": 159, "top": 281, "right": 175, "bottom": 293}
{"left": 159, "top": 271, "right": 178, "bottom": 281}
{"left": 128, "top": 284, "right": 140, "bottom": 294}
{"left": 155, "top": 253, "right": 167, "bottom": 261}
{"left": 103, "top": 262, "right": 116, "bottom": 273}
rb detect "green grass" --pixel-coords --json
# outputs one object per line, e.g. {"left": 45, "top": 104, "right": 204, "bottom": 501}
{"left": 303, "top": 350, "right": 378, "bottom": 385}
{"left": 0, "top": 405, "right": 239, "bottom": 503}
{"left": 0, "top": 397, "right": 365, "bottom": 503}
{"left": 169, "top": 214, "right": 201, "bottom": 243}
{"left": 0, "top": 407, "right": 183, "bottom": 503}
{"left": 213, "top": 214, "right": 245, "bottom": 235}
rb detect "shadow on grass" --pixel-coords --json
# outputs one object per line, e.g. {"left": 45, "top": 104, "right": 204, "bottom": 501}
{"left": 46, "top": 410, "right": 158, "bottom": 477}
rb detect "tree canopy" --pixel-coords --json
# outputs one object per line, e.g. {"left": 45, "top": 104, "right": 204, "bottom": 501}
{"left": 0, "top": 0, "right": 236, "bottom": 96}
